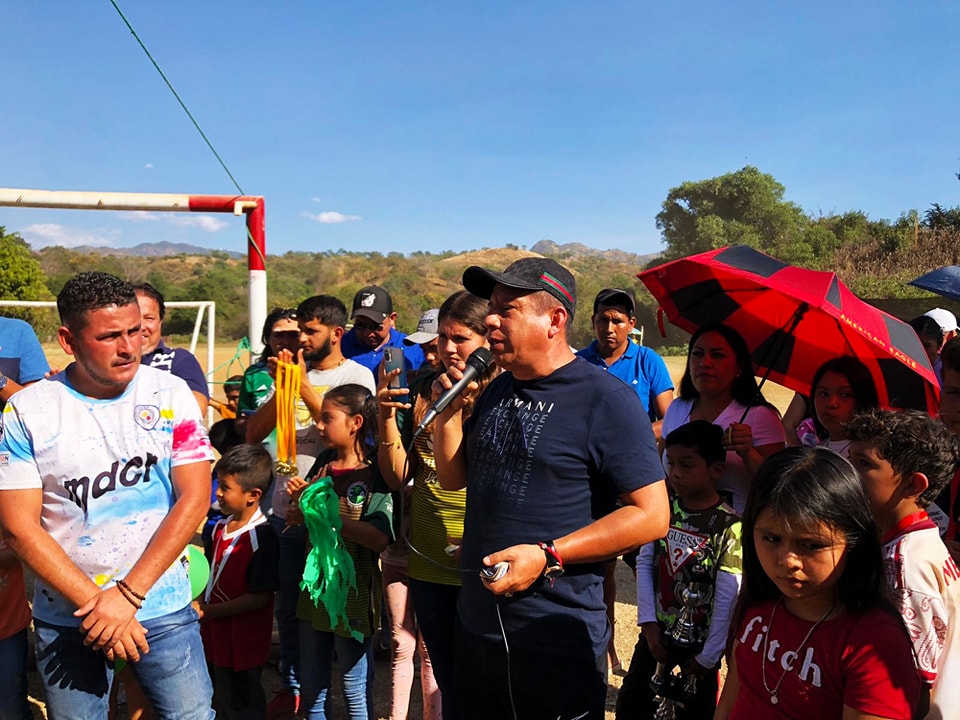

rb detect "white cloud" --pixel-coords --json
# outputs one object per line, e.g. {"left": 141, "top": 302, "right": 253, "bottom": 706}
{"left": 169, "top": 215, "right": 229, "bottom": 232}
{"left": 144, "top": 163, "right": 154, "bottom": 169}
{"left": 120, "top": 211, "right": 161, "bottom": 222}
{"left": 118, "top": 211, "right": 228, "bottom": 232}
{"left": 311, "top": 197, "right": 323, "bottom": 203}
{"left": 301, "top": 211, "right": 362, "bottom": 224}
{"left": 22, "top": 223, "right": 119, "bottom": 248}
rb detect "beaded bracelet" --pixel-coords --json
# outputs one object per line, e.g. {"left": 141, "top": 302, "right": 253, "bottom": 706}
{"left": 117, "top": 579, "right": 146, "bottom": 602}
{"left": 116, "top": 581, "right": 143, "bottom": 610}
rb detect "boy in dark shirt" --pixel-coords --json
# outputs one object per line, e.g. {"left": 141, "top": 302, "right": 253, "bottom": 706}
{"left": 196, "top": 445, "right": 279, "bottom": 720}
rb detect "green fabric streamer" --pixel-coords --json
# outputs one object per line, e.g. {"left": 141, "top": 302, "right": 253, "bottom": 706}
{"left": 299, "top": 477, "right": 362, "bottom": 641}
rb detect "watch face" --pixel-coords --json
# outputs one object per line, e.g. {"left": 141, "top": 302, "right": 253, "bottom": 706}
{"left": 543, "top": 565, "right": 564, "bottom": 578}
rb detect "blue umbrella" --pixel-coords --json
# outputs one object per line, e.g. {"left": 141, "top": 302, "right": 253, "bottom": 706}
{"left": 909, "top": 266, "right": 960, "bottom": 303}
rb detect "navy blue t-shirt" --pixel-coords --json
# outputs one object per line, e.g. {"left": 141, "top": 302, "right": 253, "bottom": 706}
{"left": 459, "top": 357, "right": 664, "bottom": 657}
{"left": 141, "top": 341, "right": 209, "bottom": 398}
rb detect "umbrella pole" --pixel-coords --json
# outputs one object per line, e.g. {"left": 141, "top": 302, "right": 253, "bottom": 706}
{"left": 739, "top": 304, "right": 809, "bottom": 424}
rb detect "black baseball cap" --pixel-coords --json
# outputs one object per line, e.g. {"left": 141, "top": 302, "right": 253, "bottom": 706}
{"left": 462, "top": 258, "right": 577, "bottom": 318}
{"left": 593, "top": 288, "right": 636, "bottom": 317}
{"left": 351, "top": 285, "right": 393, "bottom": 323}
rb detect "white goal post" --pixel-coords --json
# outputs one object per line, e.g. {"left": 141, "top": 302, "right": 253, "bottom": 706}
{"left": 0, "top": 299, "right": 218, "bottom": 425}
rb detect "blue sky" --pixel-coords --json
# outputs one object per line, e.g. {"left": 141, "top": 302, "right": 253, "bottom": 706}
{"left": 2, "top": 1, "right": 958, "bottom": 256}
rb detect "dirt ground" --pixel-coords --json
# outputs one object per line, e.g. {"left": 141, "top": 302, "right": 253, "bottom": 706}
{"left": 23, "top": 345, "right": 790, "bottom": 718}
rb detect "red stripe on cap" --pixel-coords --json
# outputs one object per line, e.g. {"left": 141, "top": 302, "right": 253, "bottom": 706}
{"left": 540, "top": 272, "right": 574, "bottom": 304}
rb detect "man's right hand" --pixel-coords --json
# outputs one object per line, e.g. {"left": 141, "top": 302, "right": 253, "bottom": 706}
{"left": 269, "top": 347, "right": 307, "bottom": 375}
{"left": 104, "top": 621, "right": 151, "bottom": 663}
{"left": 75, "top": 586, "right": 150, "bottom": 659}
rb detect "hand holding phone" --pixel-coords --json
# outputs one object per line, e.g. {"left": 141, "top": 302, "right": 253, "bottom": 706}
{"left": 383, "top": 347, "right": 408, "bottom": 405}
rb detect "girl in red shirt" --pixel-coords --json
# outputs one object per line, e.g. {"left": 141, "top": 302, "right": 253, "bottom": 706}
{"left": 716, "top": 447, "right": 921, "bottom": 720}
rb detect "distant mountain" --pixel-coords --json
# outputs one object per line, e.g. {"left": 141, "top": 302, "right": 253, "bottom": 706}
{"left": 68, "top": 241, "right": 243, "bottom": 258}
{"left": 530, "top": 239, "right": 661, "bottom": 265}
{"left": 62, "top": 238, "right": 657, "bottom": 264}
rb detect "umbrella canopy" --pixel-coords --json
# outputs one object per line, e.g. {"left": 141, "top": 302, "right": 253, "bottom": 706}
{"left": 909, "top": 266, "right": 960, "bottom": 304}
{"left": 638, "top": 245, "right": 939, "bottom": 413}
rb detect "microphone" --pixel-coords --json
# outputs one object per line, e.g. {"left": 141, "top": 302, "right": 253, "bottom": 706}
{"left": 414, "top": 347, "right": 494, "bottom": 438}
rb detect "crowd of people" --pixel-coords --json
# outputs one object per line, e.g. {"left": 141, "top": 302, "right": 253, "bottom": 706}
{"left": 0, "top": 257, "right": 959, "bottom": 720}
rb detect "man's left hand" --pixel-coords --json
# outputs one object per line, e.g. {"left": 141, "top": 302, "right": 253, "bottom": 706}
{"left": 480, "top": 544, "right": 547, "bottom": 596}
{"left": 75, "top": 586, "right": 144, "bottom": 652}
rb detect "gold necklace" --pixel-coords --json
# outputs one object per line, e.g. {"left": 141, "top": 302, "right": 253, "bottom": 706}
{"left": 761, "top": 597, "right": 836, "bottom": 705}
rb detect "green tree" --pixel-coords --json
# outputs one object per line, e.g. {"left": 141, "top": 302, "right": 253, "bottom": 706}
{"left": 923, "top": 203, "right": 960, "bottom": 231}
{"left": 0, "top": 227, "right": 57, "bottom": 338}
{"left": 655, "top": 166, "right": 810, "bottom": 261}
{"left": 0, "top": 227, "right": 51, "bottom": 301}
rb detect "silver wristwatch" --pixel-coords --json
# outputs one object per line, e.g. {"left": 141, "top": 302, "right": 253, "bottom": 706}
{"left": 0, "top": 371, "right": 7, "bottom": 392}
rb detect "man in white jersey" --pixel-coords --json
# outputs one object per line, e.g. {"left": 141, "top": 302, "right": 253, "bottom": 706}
{"left": 0, "top": 272, "right": 215, "bottom": 719}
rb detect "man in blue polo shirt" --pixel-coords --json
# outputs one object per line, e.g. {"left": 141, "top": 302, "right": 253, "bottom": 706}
{"left": 0, "top": 316, "right": 51, "bottom": 409}
{"left": 340, "top": 285, "right": 424, "bottom": 375}
{"left": 577, "top": 288, "right": 673, "bottom": 439}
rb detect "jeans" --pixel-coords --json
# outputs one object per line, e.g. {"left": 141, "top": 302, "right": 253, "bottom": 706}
{"left": 0, "top": 627, "right": 31, "bottom": 720}
{"left": 269, "top": 514, "right": 307, "bottom": 695}
{"left": 299, "top": 621, "right": 374, "bottom": 720}
{"left": 409, "top": 578, "right": 460, "bottom": 720}
{"left": 34, "top": 605, "right": 214, "bottom": 720}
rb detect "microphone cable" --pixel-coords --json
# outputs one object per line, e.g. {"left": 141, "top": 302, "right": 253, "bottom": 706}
{"left": 392, "top": 418, "right": 519, "bottom": 720}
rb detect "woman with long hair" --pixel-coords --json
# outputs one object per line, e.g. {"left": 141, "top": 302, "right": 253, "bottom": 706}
{"left": 660, "top": 323, "right": 785, "bottom": 514}
{"left": 376, "top": 291, "right": 498, "bottom": 720}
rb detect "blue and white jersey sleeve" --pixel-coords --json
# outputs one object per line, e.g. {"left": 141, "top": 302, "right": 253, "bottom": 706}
{"left": 0, "top": 401, "right": 43, "bottom": 489}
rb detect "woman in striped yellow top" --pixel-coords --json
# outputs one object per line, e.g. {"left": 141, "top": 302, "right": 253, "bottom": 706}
{"left": 377, "top": 291, "right": 499, "bottom": 720}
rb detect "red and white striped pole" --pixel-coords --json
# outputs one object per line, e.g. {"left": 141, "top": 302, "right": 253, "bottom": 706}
{"left": 0, "top": 188, "right": 268, "bottom": 355}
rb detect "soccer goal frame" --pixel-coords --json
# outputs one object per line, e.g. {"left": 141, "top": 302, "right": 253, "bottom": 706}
{"left": 0, "top": 187, "right": 267, "bottom": 356}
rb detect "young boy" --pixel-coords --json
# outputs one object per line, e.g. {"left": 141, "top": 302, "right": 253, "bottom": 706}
{"left": 209, "top": 375, "right": 246, "bottom": 454}
{"left": 847, "top": 408, "right": 960, "bottom": 719}
{"left": 196, "top": 444, "right": 279, "bottom": 720}
{"left": 616, "top": 420, "right": 742, "bottom": 720}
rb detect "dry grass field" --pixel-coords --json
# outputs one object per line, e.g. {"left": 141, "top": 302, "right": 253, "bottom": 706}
{"left": 25, "top": 343, "right": 794, "bottom": 718}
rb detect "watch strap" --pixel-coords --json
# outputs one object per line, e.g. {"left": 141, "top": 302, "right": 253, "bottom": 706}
{"left": 537, "top": 540, "right": 564, "bottom": 578}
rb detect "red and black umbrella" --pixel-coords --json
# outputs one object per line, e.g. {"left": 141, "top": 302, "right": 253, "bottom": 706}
{"left": 638, "top": 245, "right": 939, "bottom": 413}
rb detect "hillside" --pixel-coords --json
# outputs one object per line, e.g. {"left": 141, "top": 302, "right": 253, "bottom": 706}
{"left": 16, "top": 229, "right": 960, "bottom": 351}
{"left": 27, "top": 242, "right": 655, "bottom": 348}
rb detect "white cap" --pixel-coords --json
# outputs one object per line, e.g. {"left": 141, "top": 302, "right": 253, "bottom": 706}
{"left": 924, "top": 307, "right": 959, "bottom": 334}
{"left": 403, "top": 308, "right": 440, "bottom": 346}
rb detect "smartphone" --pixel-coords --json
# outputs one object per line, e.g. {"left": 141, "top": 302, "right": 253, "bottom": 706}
{"left": 383, "top": 347, "right": 408, "bottom": 404}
